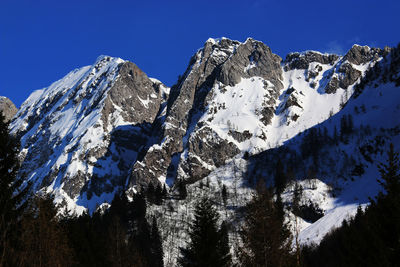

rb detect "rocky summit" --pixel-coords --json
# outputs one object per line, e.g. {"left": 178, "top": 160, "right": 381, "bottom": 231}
{"left": 10, "top": 55, "right": 169, "bottom": 212}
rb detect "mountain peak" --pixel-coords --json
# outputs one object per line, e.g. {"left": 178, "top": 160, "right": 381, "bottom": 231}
{"left": 344, "top": 44, "right": 388, "bottom": 65}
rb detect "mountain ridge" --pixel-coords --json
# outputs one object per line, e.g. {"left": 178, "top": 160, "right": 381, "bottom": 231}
{"left": 6, "top": 38, "right": 399, "bottom": 229}
{"left": 7, "top": 38, "right": 390, "bottom": 211}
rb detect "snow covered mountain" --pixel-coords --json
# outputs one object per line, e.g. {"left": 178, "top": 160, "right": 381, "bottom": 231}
{"left": 128, "top": 38, "right": 389, "bottom": 192}
{"left": 10, "top": 56, "right": 169, "bottom": 212}
{"left": 7, "top": 38, "right": 400, "bottom": 259}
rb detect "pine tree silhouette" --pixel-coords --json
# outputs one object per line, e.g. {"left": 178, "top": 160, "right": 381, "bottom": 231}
{"left": 178, "top": 197, "right": 231, "bottom": 267}
{"left": 239, "top": 182, "right": 293, "bottom": 266}
{"left": 150, "top": 216, "right": 164, "bottom": 267}
{"left": 0, "top": 111, "right": 30, "bottom": 267}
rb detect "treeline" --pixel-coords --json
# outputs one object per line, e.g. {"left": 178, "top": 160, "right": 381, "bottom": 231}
{"left": 64, "top": 192, "right": 163, "bottom": 267}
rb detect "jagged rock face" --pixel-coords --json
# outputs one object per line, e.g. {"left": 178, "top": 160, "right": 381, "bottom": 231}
{"left": 324, "top": 46, "right": 386, "bottom": 94}
{"left": 0, "top": 97, "right": 18, "bottom": 122}
{"left": 284, "top": 51, "right": 339, "bottom": 71}
{"left": 218, "top": 38, "right": 283, "bottom": 88}
{"left": 102, "top": 62, "right": 165, "bottom": 128}
{"left": 129, "top": 38, "right": 284, "bottom": 189}
{"left": 10, "top": 56, "right": 169, "bottom": 211}
{"left": 344, "top": 45, "right": 385, "bottom": 65}
{"left": 181, "top": 126, "right": 240, "bottom": 183}
{"left": 338, "top": 63, "right": 362, "bottom": 88}
{"left": 283, "top": 48, "right": 382, "bottom": 93}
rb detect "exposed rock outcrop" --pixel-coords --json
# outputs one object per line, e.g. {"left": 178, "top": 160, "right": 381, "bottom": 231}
{"left": 344, "top": 45, "right": 386, "bottom": 65}
{"left": 284, "top": 51, "right": 339, "bottom": 71}
{"left": 324, "top": 46, "right": 385, "bottom": 94}
{"left": 129, "top": 38, "right": 283, "bottom": 190}
{"left": 0, "top": 97, "right": 18, "bottom": 122}
{"left": 10, "top": 56, "right": 169, "bottom": 208}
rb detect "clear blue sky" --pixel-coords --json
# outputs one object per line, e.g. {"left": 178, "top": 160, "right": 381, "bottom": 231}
{"left": 1, "top": 0, "right": 399, "bottom": 107}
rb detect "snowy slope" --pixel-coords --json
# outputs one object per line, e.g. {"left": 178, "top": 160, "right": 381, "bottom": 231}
{"left": 11, "top": 56, "right": 169, "bottom": 214}
{"left": 296, "top": 77, "right": 400, "bottom": 245}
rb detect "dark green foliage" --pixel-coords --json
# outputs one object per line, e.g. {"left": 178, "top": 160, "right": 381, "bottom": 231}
{"left": 147, "top": 183, "right": 155, "bottom": 203}
{"left": 221, "top": 184, "right": 228, "bottom": 206}
{"left": 177, "top": 181, "right": 187, "bottom": 200}
{"left": 274, "top": 159, "right": 287, "bottom": 195}
{"left": 61, "top": 191, "right": 162, "bottom": 267}
{"left": 377, "top": 143, "right": 400, "bottom": 197}
{"left": 292, "top": 182, "right": 303, "bottom": 216}
{"left": 218, "top": 221, "right": 231, "bottom": 266}
{"left": 0, "top": 112, "right": 31, "bottom": 266}
{"left": 238, "top": 184, "right": 294, "bottom": 267}
{"left": 340, "top": 114, "right": 354, "bottom": 143}
{"left": 300, "top": 127, "right": 325, "bottom": 165}
{"left": 155, "top": 184, "right": 163, "bottom": 205}
{"left": 293, "top": 201, "right": 323, "bottom": 223}
{"left": 18, "top": 194, "right": 74, "bottom": 267}
{"left": 150, "top": 217, "right": 164, "bottom": 267}
{"left": 147, "top": 182, "right": 164, "bottom": 205}
{"left": 132, "top": 192, "right": 147, "bottom": 219}
{"left": 178, "top": 198, "right": 231, "bottom": 267}
{"left": 162, "top": 184, "right": 168, "bottom": 198}
{"left": 351, "top": 163, "right": 365, "bottom": 176}
{"left": 333, "top": 125, "right": 339, "bottom": 145}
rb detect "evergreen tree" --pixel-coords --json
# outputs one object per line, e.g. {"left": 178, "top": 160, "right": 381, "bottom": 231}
{"left": 177, "top": 181, "right": 187, "bottom": 200}
{"left": 376, "top": 143, "right": 400, "bottom": 197}
{"left": 292, "top": 182, "right": 303, "bottom": 266}
{"left": 323, "top": 126, "right": 329, "bottom": 142}
{"left": 18, "top": 194, "right": 74, "bottom": 267}
{"left": 333, "top": 125, "right": 339, "bottom": 145}
{"left": 239, "top": 183, "right": 293, "bottom": 267}
{"left": 155, "top": 184, "right": 163, "bottom": 205}
{"left": 132, "top": 193, "right": 146, "bottom": 220}
{"left": 274, "top": 159, "right": 287, "bottom": 195}
{"left": 0, "top": 112, "right": 30, "bottom": 267}
{"left": 108, "top": 215, "right": 129, "bottom": 267}
{"left": 178, "top": 198, "right": 231, "bottom": 267}
{"left": 135, "top": 217, "right": 152, "bottom": 264}
{"left": 221, "top": 185, "right": 228, "bottom": 206}
{"left": 372, "top": 143, "right": 400, "bottom": 263}
{"left": 347, "top": 114, "right": 354, "bottom": 134}
{"left": 147, "top": 183, "right": 155, "bottom": 203}
{"left": 150, "top": 217, "right": 164, "bottom": 267}
{"left": 162, "top": 184, "right": 168, "bottom": 198}
{"left": 217, "top": 221, "right": 231, "bottom": 266}
{"left": 340, "top": 115, "right": 348, "bottom": 142}
{"left": 109, "top": 192, "right": 130, "bottom": 223}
